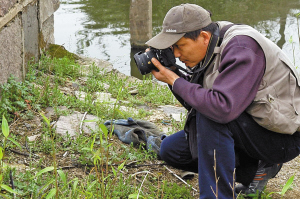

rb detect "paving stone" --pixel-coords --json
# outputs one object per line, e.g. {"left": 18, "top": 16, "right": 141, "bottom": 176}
{"left": 54, "top": 111, "right": 99, "bottom": 137}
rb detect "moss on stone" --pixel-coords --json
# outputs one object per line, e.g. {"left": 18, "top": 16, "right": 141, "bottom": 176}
{"left": 46, "top": 44, "right": 80, "bottom": 61}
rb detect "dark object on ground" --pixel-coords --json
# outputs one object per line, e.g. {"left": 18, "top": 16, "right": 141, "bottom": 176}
{"left": 104, "top": 118, "right": 166, "bottom": 157}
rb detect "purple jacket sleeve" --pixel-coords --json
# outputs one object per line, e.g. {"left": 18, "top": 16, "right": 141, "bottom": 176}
{"left": 172, "top": 35, "right": 266, "bottom": 123}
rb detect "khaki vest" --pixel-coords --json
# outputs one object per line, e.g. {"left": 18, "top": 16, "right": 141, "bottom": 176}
{"left": 203, "top": 21, "right": 300, "bottom": 135}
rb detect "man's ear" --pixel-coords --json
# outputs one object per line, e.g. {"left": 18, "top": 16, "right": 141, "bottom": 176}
{"left": 199, "top": 31, "right": 212, "bottom": 45}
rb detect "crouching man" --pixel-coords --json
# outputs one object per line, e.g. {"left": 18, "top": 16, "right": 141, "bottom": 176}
{"left": 146, "top": 3, "right": 300, "bottom": 199}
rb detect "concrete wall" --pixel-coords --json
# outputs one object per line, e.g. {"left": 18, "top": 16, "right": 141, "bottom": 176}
{"left": 0, "top": 0, "right": 60, "bottom": 84}
{"left": 130, "top": 0, "right": 152, "bottom": 49}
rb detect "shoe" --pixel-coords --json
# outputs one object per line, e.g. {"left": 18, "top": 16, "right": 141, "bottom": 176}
{"left": 235, "top": 162, "right": 283, "bottom": 196}
{"left": 146, "top": 135, "right": 167, "bottom": 159}
{"left": 146, "top": 136, "right": 162, "bottom": 158}
{"left": 180, "top": 170, "right": 195, "bottom": 180}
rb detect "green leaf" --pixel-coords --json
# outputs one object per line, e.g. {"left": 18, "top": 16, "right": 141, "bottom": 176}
{"left": 0, "top": 192, "right": 10, "bottom": 199}
{"left": 102, "top": 174, "right": 112, "bottom": 182}
{"left": 128, "top": 193, "right": 138, "bottom": 198}
{"left": 115, "top": 108, "right": 125, "bottom": 117}
{"left": 40, "top": 112, "right": 50, "bottom": 127}
{"left": 281, "top": 175, "right": 295, "bottom": 196}
{"left": 81, "top": 147, "right": 91, "bottom": 151}
{"left": 0, "top": 147, "right": 3, "bottom": 160}
{"left": 86, "top": 180, "right": 97, "bottom": 191}
{"left": 118, "top": 160, "right": 126, "bottom": 171}
{"left": 57, "top": 170, "right": 67, "bottom": 185}
{"left": 266, "top": 191, "right": 280, "bottom": 197}
{"left": 31, "top": 166, "right": 54, "bottom": 179}
{"left": 72, "top": 178, "right": 78, "bottom": 193}
{"left": 128, "top": 193, "right": 144, "bottom": 199}
{"left": 46, "top": 188, "right": 56, "bottom": 199}
{"left": 1, "top": 184, "right": 20, "bottom": 194}
{"left": 2, "top": 115, "right": 9, "bottom": 138}
{"left": 7, "top": 137, "right": 22, "bottom": 150}
{"left": 37, "top": 179, "right": 55, "bottom": 196}
{"left": 111, "top": 166, "right": 116, "bottom": 177}
{"left": 99, "top": 123, "right": 108, "bottom": 139}
{"left": 107, "top": 143, "right": 113, "bottom": 148}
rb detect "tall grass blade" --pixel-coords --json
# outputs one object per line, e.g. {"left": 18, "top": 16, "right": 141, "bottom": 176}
{"left": 1, "top": 184, "right": 20, "bottom": 194}
{"left": 281, "top": 175, "right": 294, "bottom": 196}
{"left": 7, "top": 137, "right": 22, "bottom": 150}
{"left": 57, "top": 170, "right": 67, "bottom": 186}
{"left": 0, "top": 147, "right": 3, "bottom": 160}
{"left": 37, "top": 179, "right": 55, "bottom": 196}
{"left": 46, "top": 188, "right": 56, "bottom": 199}
{"left": 40, "top": 113, "right": 50, "bottom": 127}
{"left": 87, "top": 180, "right": 97, "bottom": 192}
{"left": 1, "top": 115, "right": 9, "bottom": 138}
{"left": 31, "top": 166, "right": 54, "bottom": 179}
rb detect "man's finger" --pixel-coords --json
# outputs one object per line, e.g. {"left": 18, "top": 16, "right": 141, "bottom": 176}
{"left": 151, "top": 58, "right": 164, "bottom": 70}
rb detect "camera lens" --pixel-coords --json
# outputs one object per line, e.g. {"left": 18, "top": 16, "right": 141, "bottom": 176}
{"left": 133, "top": 50, "right": 156, "bottom": 75}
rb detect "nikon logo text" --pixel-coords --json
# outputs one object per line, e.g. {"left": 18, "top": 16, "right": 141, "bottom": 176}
{"left": 166, "top": 29, "right": 177, "bottom": 33}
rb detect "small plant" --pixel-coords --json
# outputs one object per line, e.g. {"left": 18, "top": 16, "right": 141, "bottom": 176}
{"left": 1, "top": 52, "right": 297, "bottom": 198}
{"left": 266, "top": 174, "right": 295, "bottom": 198}
{"left": 0, "top": 115, "right": 22, "bottom": 197}
{"left": 40, "top": 113, "right": 59, "bottom": 198}
{"left": 0, "top": 75, "right": 39, "bottom": 123}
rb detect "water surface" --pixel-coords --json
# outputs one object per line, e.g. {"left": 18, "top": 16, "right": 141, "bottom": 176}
{"left": 54, "top": 0, "right": 300, "bottom": 77}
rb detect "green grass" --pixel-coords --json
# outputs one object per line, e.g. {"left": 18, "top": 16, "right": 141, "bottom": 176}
{"left": 0, "top": 54, "right": 195, "bottom": 198}
{"left": 0, "top": 51, "right": 297, "bottom": 198}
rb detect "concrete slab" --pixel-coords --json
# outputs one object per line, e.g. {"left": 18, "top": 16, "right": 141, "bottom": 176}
{"left": 158, "top": 105, "right": 186, "bottom": 122}
{"left": 0, "top": 16, "right": 23, "bottom": 84}
{"left": 39, "top": 0, "right": 60, "bottom": 24}
{"left": 22, "top": 1, "right": 39, "bottom": 67}
{"left": 54, "top": 111, "right": 99, "bottom": 137}
{"left": 0, "top": 0, "right": 18, "bottom": 17}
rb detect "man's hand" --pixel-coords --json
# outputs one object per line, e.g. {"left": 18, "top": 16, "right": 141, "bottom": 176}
{"left": 151, "top": 58, "right": 180, "bottom": 86}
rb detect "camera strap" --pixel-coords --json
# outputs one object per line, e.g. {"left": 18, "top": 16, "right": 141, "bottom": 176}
{"left": 173, "top": 63, "right": 193, "bottom": 74}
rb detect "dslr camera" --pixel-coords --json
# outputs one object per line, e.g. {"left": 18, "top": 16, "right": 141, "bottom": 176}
{"left": 133, "top": 47, "right": 176, "bottom": 75}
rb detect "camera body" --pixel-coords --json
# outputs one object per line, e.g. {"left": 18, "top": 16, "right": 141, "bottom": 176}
{"left": 133, "top": 47, "right": 176, "bottom": 75}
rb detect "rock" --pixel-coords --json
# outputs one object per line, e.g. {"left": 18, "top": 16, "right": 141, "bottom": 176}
{"left": 72, "top": 82, "right": 80, "bottom": 90}
{"left": 74, "top": 91, "right": 87, "bottom": 101}
{"left": 158, "top": 105, "right": 186, "bottom": 122}
{"left": 24, "top": 123, "right": 31, "bottom": 129}
{"left": 28, "top": 134, "right": 41, "bottom": 141}
{"left": 77, "top": 56, "right": 114, "bottom": 74}
{"left": 44, "top": 106, "right": 68, "bottom": 118}
{"left": 95, "top": 92, "right": 117, "bottom": 103}
{"left": 54, "top": 111, "right": 99, "bottom": 137}
{"left": 103, "top": 83, "right": 110, "bottom": 90}
{"left": 129, "top": 89, "right": 139, "bottom": 95}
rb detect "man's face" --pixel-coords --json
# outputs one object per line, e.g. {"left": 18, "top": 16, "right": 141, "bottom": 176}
{"left": 172, "top": 31, "right": 211, "bottom": 68}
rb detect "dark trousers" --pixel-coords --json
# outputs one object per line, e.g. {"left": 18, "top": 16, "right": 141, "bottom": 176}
{"left": 160, "top": 112, "right": 300, "bottom": 199}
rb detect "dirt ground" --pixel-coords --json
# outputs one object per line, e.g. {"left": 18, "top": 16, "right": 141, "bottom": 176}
{"left": 7, "top": 114, "right": 300, "bottom": 198}
{"left": 5, "top": 58, "right": 300, "bottom": 198}
{"left": 266, "top": 156, "right": 300, "bottom": 198}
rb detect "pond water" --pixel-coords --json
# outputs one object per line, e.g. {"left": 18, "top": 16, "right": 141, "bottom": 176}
{"left": 54, "top": 0, "right": 300, "bottom": 78}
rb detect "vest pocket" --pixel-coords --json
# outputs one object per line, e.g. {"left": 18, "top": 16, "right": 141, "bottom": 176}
{"left": 246, "top": 94, "right": 299, "bottom": 135}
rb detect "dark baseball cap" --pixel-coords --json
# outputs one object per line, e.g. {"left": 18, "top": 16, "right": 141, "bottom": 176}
{"left": 146, "top": 4, "right": 212, "bottom": 49}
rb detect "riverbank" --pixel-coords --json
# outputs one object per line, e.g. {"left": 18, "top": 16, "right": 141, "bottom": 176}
{"left": 1, "top": 52, "right": 299, "bottom": 198}
{"left": 75, "top": 53, "right": 300, "bottom": 199}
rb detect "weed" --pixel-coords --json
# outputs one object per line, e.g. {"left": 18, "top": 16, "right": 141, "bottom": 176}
{"left": 1, "top": 53, "right": 296, "bottom": 198}
{"left": 0, "top": 115, "right": 22, "bottom": 197}
{"left": 0, "top": 76, "right": 39, "bottom": 123}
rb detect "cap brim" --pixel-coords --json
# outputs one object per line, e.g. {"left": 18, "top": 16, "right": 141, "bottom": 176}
{"left": 146, "top": 32, "right": 185, "bottom": 49}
